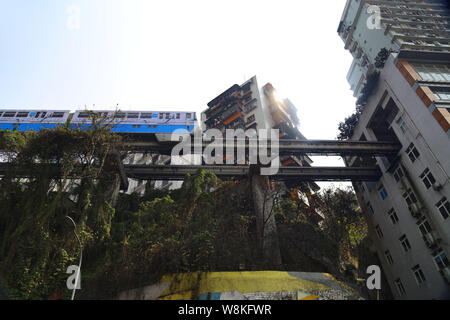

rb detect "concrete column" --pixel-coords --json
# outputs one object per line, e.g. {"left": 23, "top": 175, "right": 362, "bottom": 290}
{"left": 250, "top": 165, "right": 282, "bottom": 268}
{"left": 103, "top": 174, "right": 121, "bottom": 207}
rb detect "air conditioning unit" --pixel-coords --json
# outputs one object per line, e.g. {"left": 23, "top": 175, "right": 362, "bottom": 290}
{"left": 423, "top": 231, "right": 441, "bottom": 248}
{"left": 440, "top": 267, "right": 450, "bottom": 284}
{"left": 432, "top": 183, "right": 443, "bottom": 191}
{"left": 409, "top": 204, "right": 422, "bottom": 218}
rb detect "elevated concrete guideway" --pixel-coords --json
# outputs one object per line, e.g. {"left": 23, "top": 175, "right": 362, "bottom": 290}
{"left": 0, "top": 163, "right": 382, "bottom": 182}
{"left": 123, "top": 139, "right": 401, "bottom": 157}
{"left": 124, "top": 165, "right": 382, "bottom": 182}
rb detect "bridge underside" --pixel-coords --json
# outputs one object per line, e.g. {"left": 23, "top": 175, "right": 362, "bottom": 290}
{"left": 0, "top": 163, "right": 381, "bottom": 182}
{"left": 124, "top": 139, "right": 401, "bottom": 157}
{"left": 125, "top": 165, "right": 382, "bottom": 182}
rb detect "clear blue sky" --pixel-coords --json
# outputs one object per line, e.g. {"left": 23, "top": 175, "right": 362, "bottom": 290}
{"left": 0, "top": 0, "right": 357, "bottom": 185}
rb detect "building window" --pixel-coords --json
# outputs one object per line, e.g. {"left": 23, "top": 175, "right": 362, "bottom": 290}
{"left": 396, "top": 116, "right": 408, "bottom": 133}
{"left": 419, "top": 168, "right": 436, "bottom": 189}
{"left": 126, "top": 113, "right": 139, "bottom": 119}
{"left": 17, "top": 112, "right": 29, "bottom": 118}
{"left": 406, "top": 143, "right": 420, "bottom": 163}
{"left": 140, "top": 113, "right": 153, "bottom": 119}
{"left": 399, "top": 235, "right": 412, "bottom": 252}
{"left": 434, "top": 250, "right": 449, "bottom": 270}
{"left": 242, "top": 83, "right": 251, "bottom": 93}
{"left": 418, "top": 219, "right": 433, "bottom": 236}
{"left": 412, "top": 265, "right": 427, "bottom": 285}
{"left": 378, "top": 185, "right": 388, "bottom": 200}
{"left": 388, "top": 208, "right": 399, "bottom": 224}
{"left": 403, "top": 188, "right": 418, "bottom": 206}
{"left": 385, "top": 250, "right": 394, "bottom": 265}
{"left": 246, "top": 114, "right": 256, "bottom": 124}
{"left": 411, "top": 63, "right": 450, "bottom": 82}
{"left": 432, "top": 88, "right": 450, "bottom": 100}
{"left": 375, "top": 225, "right": 384, "bottom": 239}
{"left": 394, "top": 279, "right": 406, "bottom": 296}
{"left": 393, "top": 165, "right": 405, "bottom": 182}
{"left": 436, "top": 197, "right": 450, "bottom": 220}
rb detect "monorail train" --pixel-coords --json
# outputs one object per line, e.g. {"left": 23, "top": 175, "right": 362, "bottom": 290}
{"left": 0, "top": 109, "right": 197, "bottom": 134}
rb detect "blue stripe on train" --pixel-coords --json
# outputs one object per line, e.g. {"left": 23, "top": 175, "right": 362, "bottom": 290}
{"left": 0, "top": 123, "right": 194, "bottom": 133}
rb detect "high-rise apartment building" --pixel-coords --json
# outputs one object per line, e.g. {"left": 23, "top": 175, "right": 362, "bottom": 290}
{"left": 338, "top": 0, "right": 450, "bottom": 96}
{"left": 202, "top": 76, "right": 313, "bottom": 171}
{"left": 201, "top": 76, "right": 322, "bottom": 226}
{"left": 338, "top": 0, "right": 450, "bottom": 299}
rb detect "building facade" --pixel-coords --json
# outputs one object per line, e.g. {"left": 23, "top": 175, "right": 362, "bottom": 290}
{"left": 338, "top": 0, "right": 450, "bottom": 96}
{"left": 338, "top": 0, "right": 450, "bottom": 299}
{"left": 201, "top": 76, "right": 313, "bottom": 171}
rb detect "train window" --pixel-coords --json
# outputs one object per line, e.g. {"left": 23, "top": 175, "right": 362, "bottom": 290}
{"left": 194, "top": 113, "right": 197, "bottom": 120}
{"left": 140, "top": 113, "right": 153, "bottom": 119}
{"left": 165, "top": 113, "right": 170, "bottom": 119}
{"left": 0, "top": 112, "right": 3, "bottom": 117}
{"left": 116, "top": 113, "right": 126, "bottom": 119}
{"left": 176, "top": 113, "right": 180, "bottom": 119}
{"left": 3, "top": 112, "right": 16, "bottom": 117}
{"left": 78, "top": 112, "right": 90, "bottom": 118}
{"left": 159, "top": 113, "right": 163, "bottom": 119}
{"left": 41, "top": 112, "right": 47, "bottom": 117}
{"left": 35, "top": 112, "right": 41, "bottom": 118}
{"left": 127, "top": 113, "right": 139, "bottom": 118}
{"left": 51, "top": 112, "right": 65, "bottom": 118}
{"left": 186, "top": 113, "right": 191, "bottom": 119}
{"left": 17, "top": 112, "right": 29, "bottom": 117}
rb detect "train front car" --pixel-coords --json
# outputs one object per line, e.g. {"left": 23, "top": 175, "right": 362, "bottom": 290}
{"left": 71, "top": 110, "right": 197, "bottom": 134}
{"left": 0, "top": 110, "right": 70, "bottom": 132}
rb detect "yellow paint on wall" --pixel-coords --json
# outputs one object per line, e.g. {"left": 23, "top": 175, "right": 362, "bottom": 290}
{"left": 300, "top": 294, "right": 320, "bottom": 300}
{"left": 157, "top": 271, "right": 331, "bottom": 299}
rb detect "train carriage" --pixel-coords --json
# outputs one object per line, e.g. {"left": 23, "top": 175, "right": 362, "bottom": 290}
{"left": 0, "top": 109, "right": 197, "bottom": 134}
{"left": 0, "top": 110, "right": 70, "bottom": 131}
{"left": 71, "top": 110, "right": 196, "bottom": 134}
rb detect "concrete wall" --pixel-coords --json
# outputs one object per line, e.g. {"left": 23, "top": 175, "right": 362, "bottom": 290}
{"left": 118, "top": 271, "right": 364, "bottom": 300}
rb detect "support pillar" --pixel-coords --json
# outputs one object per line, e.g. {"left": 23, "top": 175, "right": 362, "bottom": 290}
{"left": 250, "top": 165, "right": 282, "bottom": 268}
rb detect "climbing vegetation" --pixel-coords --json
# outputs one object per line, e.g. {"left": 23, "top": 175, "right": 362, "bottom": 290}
{"left": 0, "top": 122, "right": 372, "bottom": 299}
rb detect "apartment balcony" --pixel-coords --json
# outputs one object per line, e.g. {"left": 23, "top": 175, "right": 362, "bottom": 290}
{"left": 223, "top": 112, "right": 244, "bottom": 128}
{"left": 224, "top": 118, "right": 245, "bottom": 131}
{"left": 243, "top": 100, "right": 257, "bottom": 114}
{"left": 207, "top": 84, "right": 241, "bottom": 108}
{"left": 221, "top": 104, "right": 243, "bottom": 121}
{"left": 205, "top": 103, "right": 243, "bottom": 128}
